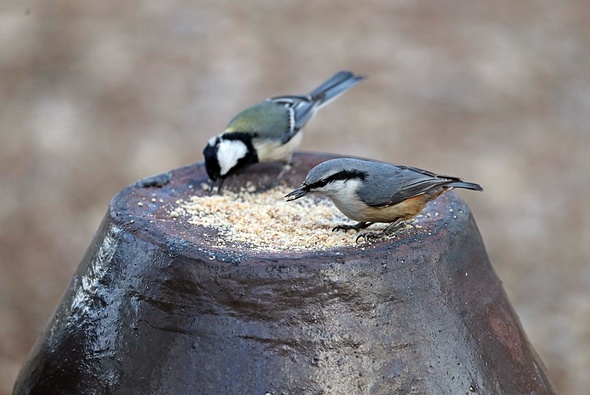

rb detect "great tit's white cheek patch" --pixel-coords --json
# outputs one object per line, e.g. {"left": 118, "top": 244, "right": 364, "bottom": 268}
{"left": 208, "top": 136, "right": 218, "bottom": 146}
{"left": 217, "top": 139, "right": 248, "bottom": 176}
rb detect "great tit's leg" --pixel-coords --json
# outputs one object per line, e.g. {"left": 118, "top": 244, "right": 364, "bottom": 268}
{"left": 256, "top": 161, "right": 292, "bottom": 192}
{"left": 333, "top": 222, "right": 373, "bottom": 233}
{"left": 276, "top": 161, "right": 292, "bottom": 180}
{"left": 205, "top": 178, "right": 219, "bottom": 194}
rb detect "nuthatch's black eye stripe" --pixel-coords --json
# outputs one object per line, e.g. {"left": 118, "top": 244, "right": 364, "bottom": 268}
{"left": 309, "top": 179, "right": 329, "bottom": 189}
{"left": 309, "top": 169, "right": 367, "bottom": 189}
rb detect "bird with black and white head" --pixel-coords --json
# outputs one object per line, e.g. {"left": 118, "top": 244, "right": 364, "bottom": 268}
{"left": 203, "top": 71, "right": 365, "bottom": 190}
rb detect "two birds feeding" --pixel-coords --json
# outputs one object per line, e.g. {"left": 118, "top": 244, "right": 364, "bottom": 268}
{"left": 203, "top": 71, "right": 483, "bottom": 242}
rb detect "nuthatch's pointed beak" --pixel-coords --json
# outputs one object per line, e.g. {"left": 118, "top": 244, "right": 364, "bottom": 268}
{"left": 285, "top": 186, "right": 309, "bottom": 201}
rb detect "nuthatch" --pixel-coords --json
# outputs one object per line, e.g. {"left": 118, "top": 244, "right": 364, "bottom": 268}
{"left": 203, "top": 71, "right": 365, "bottom": 189}
{"left": 285, "top": 158, "right": 483, "bottom": 242}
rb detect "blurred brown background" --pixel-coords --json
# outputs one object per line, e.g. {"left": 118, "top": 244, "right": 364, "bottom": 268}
{"left": 1, "top": 1, "right": 589, "bottom": 394}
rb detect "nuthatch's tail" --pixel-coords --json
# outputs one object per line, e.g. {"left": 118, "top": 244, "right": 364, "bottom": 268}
{"left": 309, "top": 71, "right": 365, "bottom": 109}
{"left": 448, "top": 181, "right": 484, "bottom": 192}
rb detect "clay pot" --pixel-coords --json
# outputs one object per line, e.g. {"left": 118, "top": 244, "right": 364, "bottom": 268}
{"left": 13, "top": 152, "right": 555, "bottom": 395}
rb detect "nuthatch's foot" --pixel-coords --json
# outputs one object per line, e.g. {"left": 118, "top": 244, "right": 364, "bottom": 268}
{"left": 356, "top": 232, "right": 382, "bottom": 243}
{"left": 332, "top": 222, "right": 373, "bottom": 233}
{"left": 356, "top": 220, "right": 415, "bottom": 243}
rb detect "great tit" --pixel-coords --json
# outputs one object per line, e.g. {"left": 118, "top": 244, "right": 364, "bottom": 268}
{"left": 203, "top": 71, "right": 365, "bottom": 189}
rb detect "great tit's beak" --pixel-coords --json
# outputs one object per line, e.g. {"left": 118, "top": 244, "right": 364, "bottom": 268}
{"left": 207, "top": 177, "right": 225, "bottom": 194}
{"left": 215, "top": 177, "right": 225, "bottom": 194}
{"left": 216, "top": 177, "right": 224, "bottom": 190}
{"left": 285, "top": 185, "right": 309, "bottom": 201}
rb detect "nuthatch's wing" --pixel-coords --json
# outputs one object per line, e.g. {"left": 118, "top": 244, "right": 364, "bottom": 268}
{"left": 356, "top": 164, "right": 463, "bottom": 208}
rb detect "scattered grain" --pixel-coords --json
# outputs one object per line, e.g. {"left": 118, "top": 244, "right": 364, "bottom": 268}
{"left": 170, "top": 185, "right": 394, "bottom": 252}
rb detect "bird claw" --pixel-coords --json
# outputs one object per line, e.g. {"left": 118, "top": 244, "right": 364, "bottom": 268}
{"left": 332, "top": 225, "right": 355, "bottom": 233}
{"left": 356, "top": 231, "right": 384, "bottom": 243}
{"left": 332, "top": 222, "right": 372, "bottom": 233}
{"left": 405, "top": 221, "right": 418, "bottom": 231}
{"left": 355, "top": 221, "right": 415, "bottom": 244}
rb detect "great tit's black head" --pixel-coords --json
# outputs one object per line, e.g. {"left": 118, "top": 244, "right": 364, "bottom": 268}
{"left": 203, "top": 137, "right": 222, "bottom": 181}
{"left": 203, "top": 132, "right": 259, "bottom": 183}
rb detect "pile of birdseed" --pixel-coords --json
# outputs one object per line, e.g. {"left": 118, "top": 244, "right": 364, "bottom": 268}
{"left": 169, "top": 184, "right": 391, "bottom": 252}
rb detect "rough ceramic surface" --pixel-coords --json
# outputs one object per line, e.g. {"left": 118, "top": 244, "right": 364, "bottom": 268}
{"left": 13, "top": 153, "right": 555, "bottom": 395}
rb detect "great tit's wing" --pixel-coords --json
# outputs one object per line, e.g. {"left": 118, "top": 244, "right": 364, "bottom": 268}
{"left": 226, "top": 72, "right": 364, "bottom": 144}
{"left": 225, "top": 101, "right": 292, "bottom": 142}
{"left": 269, "top": 95, "right": 315, "bottom": 142}
{"left": 226, "top": 98, "right": 316, "bottom": 144}
{"left": 271, "top": 71, "right": 365, "bottom": 140}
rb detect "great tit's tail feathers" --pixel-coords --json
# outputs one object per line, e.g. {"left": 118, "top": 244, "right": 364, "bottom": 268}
{"left": 309, "top": 71, "right": 365, "bottom": 109}
{"left": 448, "top": 181, "right": 484, "bottom": 192}
{"left": 269, "top": 71, "right": 365, "bottom": 136}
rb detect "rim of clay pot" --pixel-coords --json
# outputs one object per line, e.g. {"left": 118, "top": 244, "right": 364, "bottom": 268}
{"left": 110, "top": 152, "right": 469, "bottom": 265}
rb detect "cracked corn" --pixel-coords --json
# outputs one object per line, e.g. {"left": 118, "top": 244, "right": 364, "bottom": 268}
{"left": 169, "top": 185, "right": 375, "bottom": 252}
